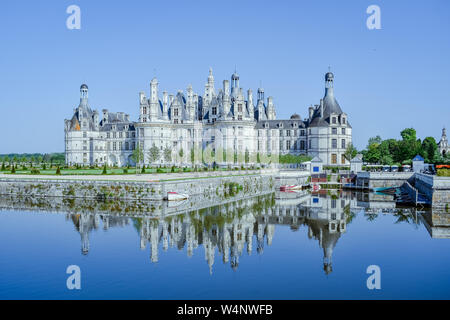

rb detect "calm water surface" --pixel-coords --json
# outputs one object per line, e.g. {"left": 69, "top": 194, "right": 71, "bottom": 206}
{"left": 0, "top": 191, "right": 449, "bottom": 300}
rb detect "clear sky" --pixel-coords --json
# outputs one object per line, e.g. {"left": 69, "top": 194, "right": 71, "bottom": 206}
{"left": 1, "top": 0, "right": 449, "bottom": 153}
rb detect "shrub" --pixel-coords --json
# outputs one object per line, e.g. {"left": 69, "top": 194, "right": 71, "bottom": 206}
{"left": 141, "top": 166, "right": 145, "bottom": 174}
{"left": 102, "top": 165, "right": 107, "bottom": 175}
{"left": 123, "top": 168, "right": 128, "bottom": 174}
{"left": 31, "top": 168, "right": 40, "bottom": 175}
{"left": 56, "top": 167, "right": 61, "bottom": 175}
{"left": 11, "top": 166, "right": 16, "bottom": 174}
{"left": 1, "top": 163, "right": 5, "bottom": 171}
{"left": 171, "top": 166, "right": 175, "bottom": 173}
{"left": 437, "top": 169, "right": 450, "bottom": 177}
{"left": 156, "top": 168, "right": 164, "bottom": 173}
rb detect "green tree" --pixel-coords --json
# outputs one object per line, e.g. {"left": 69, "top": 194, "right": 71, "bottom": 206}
{"left": 400, "top": 128, "right": 417, "bottom": 141}
{"left": 367, "top": 135, "right": 382, "bottom": 148}
{"left": 191, "top": 148, "right": 195, "bottom": 165}
{"left": 422, "top": 137, "right": 438, "bottom": 163}
{"left": 163, "top": 147, "right": 172, "bottom": 163}
{"left": 178, "top": 148, "right": 184, "bottom": 161}
{"left": 363, "top": 143, "right": 381, "bottom": 163}
{"left": 148, "top": 144, "right": 160, "bottom": 165}
{"left": 344, "top": 143, "right": 358, "bottom": 161}
{"left": 131, "top": 145, "right": 144, "bottom": 167}
{"left": 56, "top": 166, "right": 61, "bottom": 175}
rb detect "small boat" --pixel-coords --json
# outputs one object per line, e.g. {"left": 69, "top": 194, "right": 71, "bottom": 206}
{"left": 166, "top": 192, "right": 189, "bottom": 201}
{"left": 279, "top": 185, "right": 302, "bottom": 192}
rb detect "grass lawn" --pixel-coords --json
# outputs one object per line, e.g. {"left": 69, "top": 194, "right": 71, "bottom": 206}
{"left": 1, "top": 167, "right": 257, "bottom": 176}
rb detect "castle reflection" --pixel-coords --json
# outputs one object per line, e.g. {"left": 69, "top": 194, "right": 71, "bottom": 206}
{"left": 1, "top": 190, "right": 447, "bottom": 274}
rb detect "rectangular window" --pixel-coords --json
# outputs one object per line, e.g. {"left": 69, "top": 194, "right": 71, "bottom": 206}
{"left": 107, "top": 132, "right": 110, "bottom": 138}
{"left": 341, "top": 139, "right": 346, "bottom": 149}
{"left": 332, "top": 154, "right": 337, "bottom": 164}
{"left": 238, "top": 104, "right": 243, "bottom": 112}
{"left": 174, "top": 109, "right": 179, "bottom": 116}
{"left": 174, "top": 119, "right": 178, "bottom": 124}
{"left": 332, "top": 139, "right": 337, "bottom": 148}
{"left": 286, "top": 140, "right": 291, "bottom": 150}
{"left": 238, "top": 115, "right": 242, "bottom": 121}
{"left": 113, "top": 142, "right": 117, "bottom": 151}
{"left": 332, "top": 128, "right": 337, "bottom": 135}
{"left": 212, "top": 107, "right": 217, "bottom": 115}
{"left": 119, "top": 132, "right": 123, "bottom": 138}
{"left": 342, "top": 154, "right": 346, "bottom": 164}
{"left": 342, "top": 128, "right": 346, "bottom": 135}
{"left": 300, "top": 140, "right": 305, "bottom": 150}
{"left": 300, "top": 130, "right": 305, "bottom": 136}
{"left": 332, "top": 117, "right": 337, "bottom": 124}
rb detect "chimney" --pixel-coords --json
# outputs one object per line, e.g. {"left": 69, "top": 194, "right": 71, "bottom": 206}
{"left": 309, "top": 106, "right": 314, "bottom": 120}
{"left": 320, "top": 99, "right": 324, "bottom": 118}
{"left": 223, "top": 80, "right": 230, "bottom": 95}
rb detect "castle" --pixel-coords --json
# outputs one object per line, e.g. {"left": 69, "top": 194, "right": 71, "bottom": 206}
{"left": 65, "top": 70, "right": 352, "bottom": 167}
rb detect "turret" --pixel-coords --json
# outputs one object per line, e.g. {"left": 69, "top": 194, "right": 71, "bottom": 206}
{"left": 80, "top": 84, "right": 88, "bottom": 107}
{"left": 149, "top": 77, "right": 159, "bottom": 119}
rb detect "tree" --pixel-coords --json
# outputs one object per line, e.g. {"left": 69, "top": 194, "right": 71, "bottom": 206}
{"left": 131, "top": 145, "right": 144, "bottom": 167}
{"left": 344, "top": 143, "right": 358, "bottom": 161}
{"left": 148, "top": 144, "right": 160, "bottom": 165}
{"left": 190, "top": 148, "right": 195, "bottom": 165}
{"left": 245, "top": 148, "right": 250, "bottom": 164}
{"left": 163, "top": 147, "right": 172, "bottom": 163}
{"left": 363, "top": 143, "right": 381, "bottom": 163}
{"left": 101, "top": 164, "right": 107, "bottom": 175}
{"left": 367, "top": 135, "right": 382, "bottom": 148}
{"left": 56, "top": 166, "right": 61, "bottom": 175}
{"left": 422, "top": 137, "right": 438, "bottom": 163}
{"left": 178, "top": 148, "right": 184, "bottom": 162}
{"left": 400, "top": 128, "right": 416, "bottom": 141}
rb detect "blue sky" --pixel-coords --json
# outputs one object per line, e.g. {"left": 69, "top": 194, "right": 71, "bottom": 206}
{"left": 0, "top": 0, "right": 449, "bottom": 153}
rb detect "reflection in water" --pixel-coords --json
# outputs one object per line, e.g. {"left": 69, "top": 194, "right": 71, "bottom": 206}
{"left": 1, "top": 191, "right": 448, "bottom": 275}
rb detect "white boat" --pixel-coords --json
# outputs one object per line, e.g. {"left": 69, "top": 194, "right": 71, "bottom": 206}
{"left": 166, "top": 192, "right": 189, "bottom": 201}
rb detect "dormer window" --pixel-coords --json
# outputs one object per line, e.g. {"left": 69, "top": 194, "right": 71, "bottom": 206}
{"left": 342, "top": 117, "right": 346, "bottom": 124}
{"left": 279, "top": 123, "right": 283, "bottom": 128}
{"left": 332, "top": 117, "right": 337, "bottom": 124}
{"left": 265, "top": 123, "right": 269, "bottom": 128}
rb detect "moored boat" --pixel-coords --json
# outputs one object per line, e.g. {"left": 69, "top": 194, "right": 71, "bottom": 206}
{"left": 279, "top": 185, "right": 302, "bottom": 192}
{"left": 166, "top": 192, "right": 189, "bottom": 201}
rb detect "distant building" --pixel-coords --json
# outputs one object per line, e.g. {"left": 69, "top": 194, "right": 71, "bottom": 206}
{"left": 65, "top": 70, "right": 352, "bottom": 167}
{"left": 438, "top": 127, "right": 449, "bottom": 157}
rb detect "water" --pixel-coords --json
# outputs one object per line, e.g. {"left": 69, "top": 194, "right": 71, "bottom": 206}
{"left": 0, "top": 191, "right": 449, "bottom": 300}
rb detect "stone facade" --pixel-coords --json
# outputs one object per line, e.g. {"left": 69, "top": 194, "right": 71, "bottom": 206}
{"left": 65, "top": 70, "right": 352, "bottom": 167}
